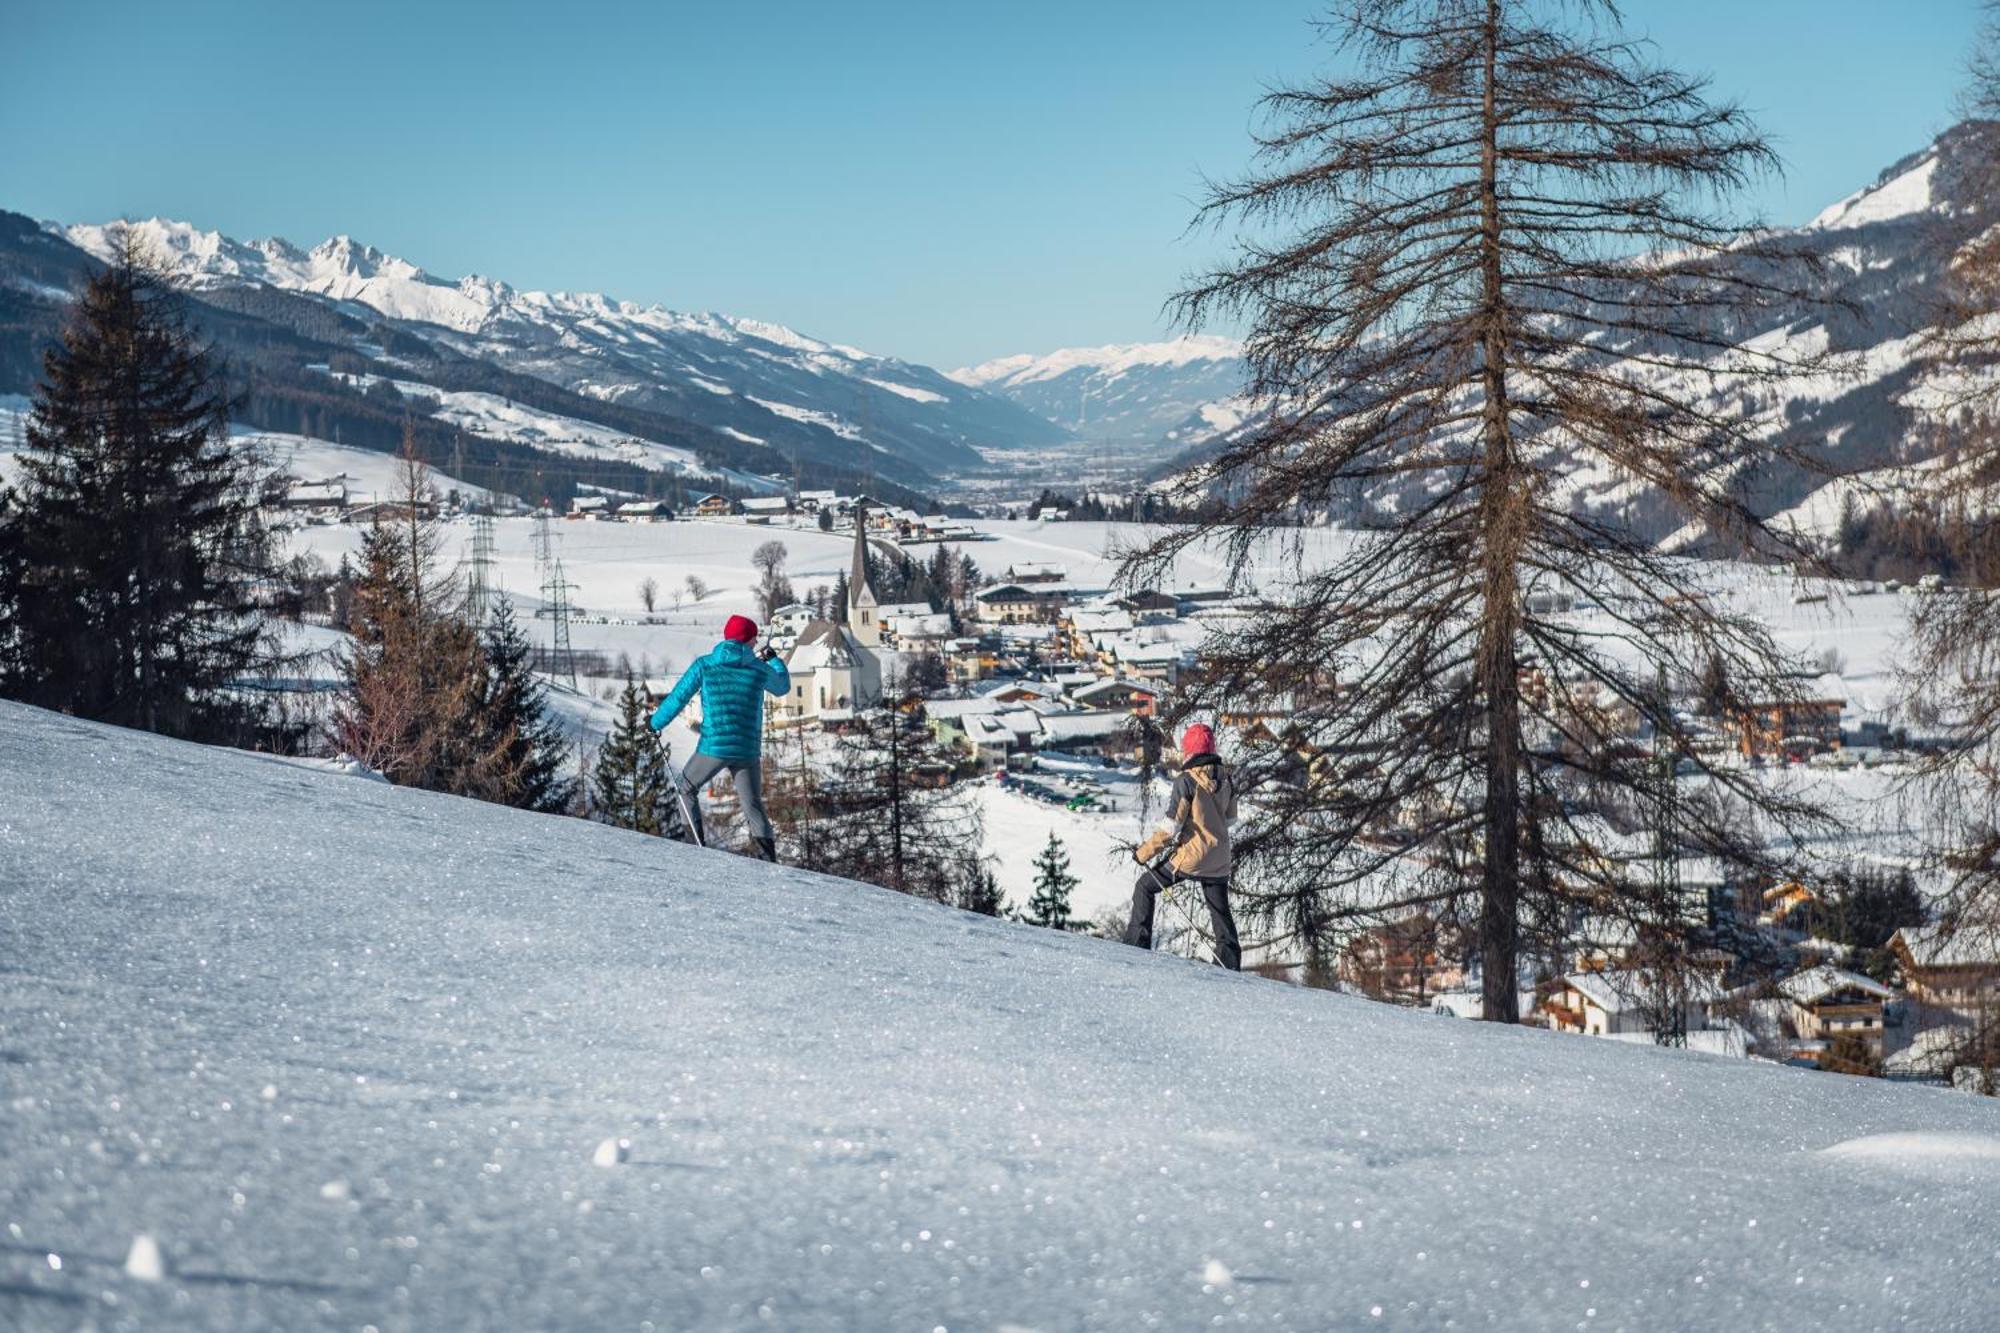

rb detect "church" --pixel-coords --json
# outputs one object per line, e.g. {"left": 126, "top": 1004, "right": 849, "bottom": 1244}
{"left": 776, "top": 505, "right": 885, "bottom": 724}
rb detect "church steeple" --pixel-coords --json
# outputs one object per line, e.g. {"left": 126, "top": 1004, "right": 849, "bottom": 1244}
{"left": 847, "top": 501, "right": 881, "bottom": 647}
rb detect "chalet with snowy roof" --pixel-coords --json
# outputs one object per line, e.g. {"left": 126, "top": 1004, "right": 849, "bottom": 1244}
{"left": 1779, "top": 966, "right": 1895, "bottom": 1053}
{"left": 974, "top": 582, "right": 1069, "bottom": 625}
{"left": 769, "top": 603, "right": 817, "bottom": 637}
{"left": 569, "top": 494, "right": 609, "bottom": 516}
{"left": 692, "top": 493, "right": 737, "bottom": 518}
{"left": 741, "top": 496, "right": 792, "bottom": 517}
{"left": 797, "top": 489, "right": 839, "bottom": 512}
{"left": 1116, "top": 588, "right": 1180, "bottom": 618}
{"left": 276, "top": 479, "right": 347, "bottom": 511}
{"left": 1111, "top": 638, "right": 1191, "bottom": 685}
{"left": 1006, "top": 562, "right": 1068, "bottom": 585}
{"left": 1542, "top": 970, "right": 1722, "bottom": 1040}
{"left": 1891, "top": 923, "right": 2000, "bottom": 1015}
{"left": 1070, "top": 677, "right": 1158, "bottom": 715}
{"left": 777, "top": 503, "right": 883, "bottom": 724}
{"left": 615, "top": 500, "right": 672, "bottom": 520}
{"left": 1734, "top": 674, "right": 1846, "bottom": 760}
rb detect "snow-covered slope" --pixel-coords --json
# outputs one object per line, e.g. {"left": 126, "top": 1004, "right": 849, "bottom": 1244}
{"left": 950, "top": 336, "right": 1247, "bottom": 452}
{"left": 54, "top": 218, "right": 1066, "bottom": 480}
{"left": 3, "top": 700, "right": 1996, "bottom": 1330}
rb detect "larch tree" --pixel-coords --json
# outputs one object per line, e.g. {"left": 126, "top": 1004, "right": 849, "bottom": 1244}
{"left": 1902, "top": 6, "right": 2000, "bottom": 943}
{"left": 331, "top": 444, "right": 489, "bottom": 791}
{"left": 0, "top": 236, "right": 284, "bottom": 743}
{"left": 1130, "top": 0, "right": 1834, "bottom": 1021}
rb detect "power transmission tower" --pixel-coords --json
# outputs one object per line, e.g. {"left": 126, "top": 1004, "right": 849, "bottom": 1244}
{"left": 542, "top": 558, "right": 580, "bottom": 691}
{"left": 531, "top": 509, "right": 554, "bottom": 575}
{"left": 465, "top": 512, "right": 496, "bottom": 625}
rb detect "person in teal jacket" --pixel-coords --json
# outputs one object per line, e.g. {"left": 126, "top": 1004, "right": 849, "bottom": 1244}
{"left": 649, "top": 613, "right": 789, "bottom": 860}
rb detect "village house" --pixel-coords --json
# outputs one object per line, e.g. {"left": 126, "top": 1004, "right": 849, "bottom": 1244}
{"left": 768, "top": 603, "right": 817, "bottom": 639}
{"left": 1115, "top": 588, "right": 1180, "bottom": 619}
{"left": 1734, "top": 673, "right": 1846, "bottom": 760}
{"left": 1338, "top": 914, "right": 1469, "bottom": 1004}
{"left": 1777, "top": 965, "right": 1895, "bottom": 1055}
{"left": 691, "top": 493, "right": 737, "bottom": 518}
{"left": 1069, "top": 677, "right": 1158, "bottom": 716}
{"left": 741, "top": 496, "right": 792, "bottom": 520}
{"left": 974, "top": 582, "right": 1070, "bottom": 625}
{"left": 1541, "top": 970, "right": 1722, "bottom": 1040}
{"left": 1005, "top": 562, "right": 1068, "bottom": 585}
{"left": 615, "top": 499, "right": 673, "bottom": 521}
{"left": 569, "top": 495, "right": 610, "bottom": 517}
{"left": 1891, "top": 923, "right": 2000, "bottom": 1015}
{"left": 273, "top": 478, "right": 348, "bottom": 513}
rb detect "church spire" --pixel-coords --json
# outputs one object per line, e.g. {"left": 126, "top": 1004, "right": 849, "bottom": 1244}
{"left": 847, "top": 501, "right": 881, "bottom": 647}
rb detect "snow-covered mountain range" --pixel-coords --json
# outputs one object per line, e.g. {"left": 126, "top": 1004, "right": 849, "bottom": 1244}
{"left": 52, "top": 218, "right": 1067, "bottom": 480}
{"left": 949, "top": 335, "right": 1247, "bottom": 451}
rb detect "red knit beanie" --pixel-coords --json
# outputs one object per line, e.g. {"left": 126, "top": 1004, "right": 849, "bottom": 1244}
{"left": 1180, "top": 723, "right": 1216, "bottom": 758}
{"left": 722, "top": 614, "right": 758, "bottom": 643}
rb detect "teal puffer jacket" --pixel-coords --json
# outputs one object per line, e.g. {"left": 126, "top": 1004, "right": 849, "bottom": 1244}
{"left": 649, "top": 639, "right": 789, "bottom": 762}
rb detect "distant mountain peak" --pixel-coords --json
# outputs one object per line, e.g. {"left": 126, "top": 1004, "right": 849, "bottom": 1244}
{"left": 947, "top": 334, "right": 1242, "bottom": 389}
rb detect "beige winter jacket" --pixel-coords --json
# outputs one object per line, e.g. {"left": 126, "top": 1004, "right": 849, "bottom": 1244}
{"left": 1134, "top": 755, "right": 1236, "bottom": 878}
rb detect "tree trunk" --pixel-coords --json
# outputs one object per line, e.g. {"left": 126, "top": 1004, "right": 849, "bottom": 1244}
{"left": 1476, "top": 0, "right": 1523, "bottom": 1024}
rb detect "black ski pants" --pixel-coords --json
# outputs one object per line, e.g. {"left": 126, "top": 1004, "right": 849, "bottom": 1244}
{"left": 1123, "top": 861, "right": 1241, "bottom": 971}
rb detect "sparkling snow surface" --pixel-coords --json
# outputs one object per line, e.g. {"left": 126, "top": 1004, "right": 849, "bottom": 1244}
{"left": 4, "top": 702, "right": 1999, "bottom": 1331}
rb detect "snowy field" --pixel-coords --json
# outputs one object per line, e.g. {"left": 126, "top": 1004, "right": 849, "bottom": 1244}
{"left": 3, "top": 701, "right": 1999, "bottom": 1331}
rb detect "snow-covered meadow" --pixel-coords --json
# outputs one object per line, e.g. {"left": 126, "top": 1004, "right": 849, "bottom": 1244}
{"left": 1, "top": 701, "right": 1997, "bottom": 1331}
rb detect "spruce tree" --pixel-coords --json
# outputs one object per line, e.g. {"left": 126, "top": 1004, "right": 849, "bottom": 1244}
{"left": 955, "top": 862, "right": 1005, "bottom": 918}
{"left": 0, "top": 237, "right": 278, "bottom": 742}
{"left": 1026, "top": 831, "right": 1078, "bottom": 930}
{"left": 471, "top": 599, "right": 577, "bottom": 813}
{"left": 592, "top": 677, "right": 671, "bottom": 834}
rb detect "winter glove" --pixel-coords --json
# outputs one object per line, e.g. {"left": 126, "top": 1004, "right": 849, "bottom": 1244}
{"left": 1133, "top": 830, "right": 1170, "bottom": 865}
{"left": 758, "top": 644, "right": 780, "bottom": 663}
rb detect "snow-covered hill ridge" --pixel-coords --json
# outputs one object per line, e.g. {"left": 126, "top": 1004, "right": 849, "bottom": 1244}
{"left": 2, "top": 699, "right": 1996, "bottom": 1330}
{"left": 50, "top": 216, "right": 1066, "bottom": 480}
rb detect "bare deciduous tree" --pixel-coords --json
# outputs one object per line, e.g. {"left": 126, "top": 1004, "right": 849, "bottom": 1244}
{"left": 638, "top": 576, "right": 659, "bottom": 615}
{"left": 1129, "top": 0, "right": 1833, "bottom": 1020}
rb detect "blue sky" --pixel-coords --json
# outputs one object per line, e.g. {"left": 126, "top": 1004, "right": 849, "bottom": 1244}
{"left": 0, "top": 1, "right": 1984, "bottom": 368}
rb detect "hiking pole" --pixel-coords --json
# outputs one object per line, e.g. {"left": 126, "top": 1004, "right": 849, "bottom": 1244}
{"left": 655, "top": 733, "right": 706, "bottom": 847}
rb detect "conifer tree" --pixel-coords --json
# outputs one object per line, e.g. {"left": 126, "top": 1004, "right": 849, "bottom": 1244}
{"left": 470, "top": 599, "right": 577, "bottom": 813}
{"left": 331, "top": 448, "right": 488, "bottom": 790}
{"left": 1026, "top": 831, "right": 1078, "bottom": 930}
{"left": 1131, "top": 0, "right": 1833, "bottom": 1021}
{"left": 0, "top": 236, "right": 280, "bottom": 742}
{"left": 955, "top": 862, "right": 1005, "bottom": 918}
{"left": 591, "top": 676, "right": 671, "bottom": 834}
{"left": 815, "top": 673, "right": 982, "bottom": 900}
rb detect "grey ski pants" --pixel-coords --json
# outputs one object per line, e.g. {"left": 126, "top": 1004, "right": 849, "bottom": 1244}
{"left": 1124, "top": 862, "right": 1241, "bottom": 971}
{"left": 677, "top": 753, "right": 772, "bottom": 845}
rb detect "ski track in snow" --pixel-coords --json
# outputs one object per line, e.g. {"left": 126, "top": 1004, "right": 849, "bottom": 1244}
{"left": 3, "top": 701, "right": 1999, "bottom": 1330}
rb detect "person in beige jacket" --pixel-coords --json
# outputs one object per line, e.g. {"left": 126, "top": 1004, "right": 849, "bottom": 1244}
{"left": 1123, "top": 723, "right": 1240, "bottom": 971}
